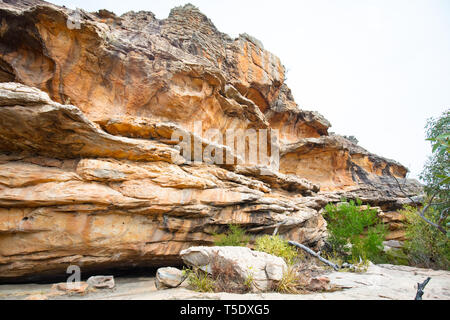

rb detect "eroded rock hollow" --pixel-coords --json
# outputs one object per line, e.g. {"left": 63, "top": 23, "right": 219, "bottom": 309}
{"left": 0, "top": 0, "right": 421, "bottom": 281}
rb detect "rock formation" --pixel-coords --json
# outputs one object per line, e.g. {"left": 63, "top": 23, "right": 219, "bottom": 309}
{"left": 180, "top": 246, "right": 287, "bottom": 292}
{"left": 0, "top": 0, "right": 421, "bottom": 281}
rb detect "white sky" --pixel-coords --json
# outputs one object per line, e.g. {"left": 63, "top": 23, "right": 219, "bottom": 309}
{"left": 50, "top": 0, "right": 450, "bottom": 180}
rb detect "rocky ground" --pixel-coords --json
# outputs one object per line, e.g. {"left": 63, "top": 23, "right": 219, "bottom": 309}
{"left": 0, "top": 264, "right": 448, "bottom": 300}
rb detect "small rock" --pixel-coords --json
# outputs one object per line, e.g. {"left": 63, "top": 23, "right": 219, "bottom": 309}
{"left": 308, "top": 276, "right": 331, "bottom": 291}
{"left": 51, "top": 281, "right": 89, "bottom": 294}
{"left": 155, "top": 267, "right": 185, "bottom": 290}
{"left": 87, "top": 275, "right": 115, "bottom": 289}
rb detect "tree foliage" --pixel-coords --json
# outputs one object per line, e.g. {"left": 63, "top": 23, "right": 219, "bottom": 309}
{"left": 419, "top": 109, "right": 449, "bottom": 236}
{"left": 420, "top": 110, "right": 450, "bottom": 205}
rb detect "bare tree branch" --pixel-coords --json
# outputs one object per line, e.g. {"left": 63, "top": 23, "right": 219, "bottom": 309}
{"left": 288, "top": 240, "right": 340, "bottom": 271}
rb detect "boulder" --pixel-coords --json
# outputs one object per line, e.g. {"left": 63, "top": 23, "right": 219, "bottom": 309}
{"left": 155, "top": 267, "right": 185, "bottom": 289}
{"left": 87, "top": 275, "right": 115, "bottom": 289}
{"left": 180, "top": 246, "right": 287, "bottom": 292}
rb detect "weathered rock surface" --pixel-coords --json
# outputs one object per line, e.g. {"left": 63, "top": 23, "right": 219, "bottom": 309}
{"left": 2, "top": 264, "right": 449, "bottom": 300}
{"left": 307, "top": 276, "right": 331, "bottom": 291}
{"left": 180, "top": 246, "right": 287, "bottom": 292}
{"left": 51, "top": 281, "right": 89, "bottom": 294}
{"left": 87, "top": 275, "right": 115, "bottom": 289}
{"left": 0, "top": 0, "right": 422, "bottom": 281}
{"left": 0, "top": 83, "right": 327, "bottom": 280}
{"left": 155, "top": 267, "right": 185, "bottom": 289}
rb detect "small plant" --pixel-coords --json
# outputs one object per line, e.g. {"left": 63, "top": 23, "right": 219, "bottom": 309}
{"left": 213, "top": 224, "right": 250, "bottom": 247}
{"left": 183, "top": 267, "right": 215, "bottom": 293}
{"left": 275, "top": 266, "right": 300, "bottom": 294}
{"left": 323, "top": 199, "right": 387, "bottom": 263}
{"left": 322, "top": 251, "right": 370, "bottom": 273}
{"left": 347, "top": 256, "right": 370, "bottom": 273}
{"left": 255, "top": 235, "right": 300, "bottom": 265}
{"left": 402, "top": 205, "right": 450, "bottom": 270}
{"left": 243, "top": 267, "right": 255, "bottom": 291}
{"left": 323, "top": 250, "right": 345, "bottom": 271}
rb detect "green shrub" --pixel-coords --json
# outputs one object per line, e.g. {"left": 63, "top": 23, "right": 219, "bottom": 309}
{"left": 402, "top": 205, "right": 450, "bottom": 270}
{"left": 324, "top": 199, "right": 387, "bottom": 263}
{"left": 213, "top": 224, "right": 249, "bottom": 247}
{"left": 255, "top": 235, "right": 300, "bottom": 265}
{"left": 383, "top": 247, "right": 410, "bottom": 266}
{"left": 183, "top": 267, "right": 215, "bottom": 293}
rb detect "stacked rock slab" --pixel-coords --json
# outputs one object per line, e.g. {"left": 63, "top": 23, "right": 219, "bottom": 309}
{"left": 0, "top": 0, "right": 421, "bottom": 281}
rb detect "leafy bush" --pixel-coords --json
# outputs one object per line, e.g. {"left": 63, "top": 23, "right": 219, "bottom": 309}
{"left": 402, "top": 205, "right": 450, "bottom": 270}
{"left": 255, "top": 235, "right": 300, "bottom": 265}
{"left": 213, "top": 224, "right": 249, "bottom": 247}
{"left": 324, "top": 199, "right": 387, "bottom": 263}
{"left": 383, "top": 247, "right": 410, "bottom": 266}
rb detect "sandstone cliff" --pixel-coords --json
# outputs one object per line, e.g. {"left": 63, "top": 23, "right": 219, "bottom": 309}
{"left": 0, "top": 0, "right": 421, "bottom": 281}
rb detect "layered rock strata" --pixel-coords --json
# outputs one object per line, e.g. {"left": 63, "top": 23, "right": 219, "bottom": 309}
{"left": 0, "top": 0, "right": 421, "bottom": 281}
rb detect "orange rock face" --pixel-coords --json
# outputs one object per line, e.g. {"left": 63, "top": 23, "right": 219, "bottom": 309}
{"left": 0, "top": 1, "right": 421, "bottom": 280}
